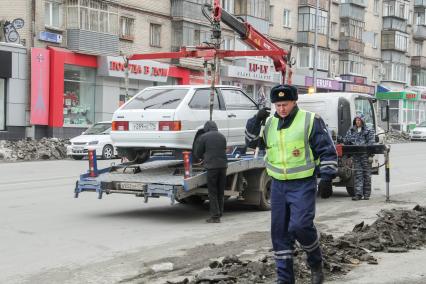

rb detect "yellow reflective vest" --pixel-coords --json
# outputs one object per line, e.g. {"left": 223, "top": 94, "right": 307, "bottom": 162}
{"left": 264, "top": 109, "right": 317, "bottom": 180}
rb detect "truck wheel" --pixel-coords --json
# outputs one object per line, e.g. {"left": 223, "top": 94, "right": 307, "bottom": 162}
{"left": 180, "top": 196, "right": 204, "bottom": 205}
{"left": 102, "top": 145, "right": 114, "bottom": 160}
{"left": 72, "top": 155, "right": 84, "bottom": 160}
{"left": 257, "top": 170, "right": 272, "bottom": 211}
{"left": 117, "top": 148, "right": 150, "bottom": 164}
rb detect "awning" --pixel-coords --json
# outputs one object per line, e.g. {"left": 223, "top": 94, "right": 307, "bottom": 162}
{"left": 377, "top": 85, "right": 391, "bottom": 93}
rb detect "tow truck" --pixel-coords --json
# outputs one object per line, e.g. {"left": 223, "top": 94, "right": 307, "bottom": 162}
{"left": 74, "top": 1, "right": 391, "bottom": 206}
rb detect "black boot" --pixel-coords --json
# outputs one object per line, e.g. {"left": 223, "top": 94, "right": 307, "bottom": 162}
{"left": 311, "top": 263, "right": 324, "bottom": 284}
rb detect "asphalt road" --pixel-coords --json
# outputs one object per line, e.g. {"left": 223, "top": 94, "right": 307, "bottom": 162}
{"left": 1, "top": 143, "right": 426, "bottom": 284}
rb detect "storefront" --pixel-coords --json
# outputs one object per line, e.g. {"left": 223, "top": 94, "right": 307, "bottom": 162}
{"left": 31, "top": 47, "right": 190, "bottom": 138}
{"left": 0, "top": 43, "right": 28, "bottom": 140}
{"left": 304, "top": 76, "right": 343, "bottom": 93}
{"left": 376, "top": 91, "right": 419, "bottom": 132}
{"left": 220, "top": 58, "right": 281, "bottom": 105}
{"left": 340, "top": 75, "right": 375, "bottom": 96}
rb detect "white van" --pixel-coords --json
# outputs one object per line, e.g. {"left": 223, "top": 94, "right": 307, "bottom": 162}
{"left": 297, "top": 92, "right": 383, "bottom": 196}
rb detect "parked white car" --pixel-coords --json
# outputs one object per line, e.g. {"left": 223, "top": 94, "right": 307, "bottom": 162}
{"left": 410, "top": 121, "right": 426, "bottom": 140}
{"left": 110, "top": 85, "right": 259, "bottom": 163}
{"left": 67, "top": 121, "right": 117, "bottom": 160}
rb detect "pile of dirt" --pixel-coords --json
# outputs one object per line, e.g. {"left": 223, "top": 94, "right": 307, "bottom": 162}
{"left": 166, "top": 205, "right": 426, "bottom": 284}
{"left": 0, "top": 138, "right": 69, "bottom": 162}
{"left": 384, "top": 130, "right": 411, "bottom": 143}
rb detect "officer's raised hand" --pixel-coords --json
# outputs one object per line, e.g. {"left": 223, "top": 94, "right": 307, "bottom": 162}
{"left": 256, "top": 107, "right": 271, "bottom": 123}
{"left": 318, "top": 178, "right": 333, "bottom": 198}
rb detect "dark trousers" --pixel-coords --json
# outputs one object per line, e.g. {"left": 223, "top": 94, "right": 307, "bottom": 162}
{"left": 353, "top": 154, "right": 372, "bottom": 198}
{"left": 271, "top": 177, "right": 322, "bottom": 283}
{"left": 207, "top": 168, "right": 226, "bottom": 218}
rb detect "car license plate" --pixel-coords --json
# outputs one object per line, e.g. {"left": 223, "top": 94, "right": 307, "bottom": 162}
{"left": 72, "top": 147, "right": 84, "bottom": 153}
{"left": 120, "top": 182, "right": 145, "bottom": 190}
{"left": 131, "top": 122, "right": 157, "bottom": 131}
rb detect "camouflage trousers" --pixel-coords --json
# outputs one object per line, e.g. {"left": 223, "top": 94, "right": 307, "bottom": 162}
{"left": 353, "top": 154, "right": 372, "bottom": 198}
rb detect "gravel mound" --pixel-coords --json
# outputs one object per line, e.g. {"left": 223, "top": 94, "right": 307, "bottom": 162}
{"left": 0, "top": 138, "right": 69, "bottom": 162}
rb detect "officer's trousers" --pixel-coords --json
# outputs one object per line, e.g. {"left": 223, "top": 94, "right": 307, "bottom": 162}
{"left": 353, "top": 154, "right": 371, "bottom": 198}
{"left": 271, "top": 177, "right": 322, "bottom": 283}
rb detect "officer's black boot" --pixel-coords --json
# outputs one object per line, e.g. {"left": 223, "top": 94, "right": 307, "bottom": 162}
{"left": 311, "top": 263, "right": 324, "bottom": 284}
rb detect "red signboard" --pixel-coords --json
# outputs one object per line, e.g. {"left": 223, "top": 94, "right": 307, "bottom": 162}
{"left": 30, "top": 48, "right": 50, "bottom": 125}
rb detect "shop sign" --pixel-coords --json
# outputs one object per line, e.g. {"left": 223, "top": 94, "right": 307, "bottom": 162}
{"left": 421, "top": 94, "right": 426, "bottom": 100}
{"left": 405, "top": 93, "right": 417, "bottom": 100}
{"left": 341, "top": 74, "right": 366, "bottom": 85}
{"left": 223, "top": 59, "right": 280, "bottom": 82}
{"left": 344, "top": 83, "right": 375, "bottom": 95}
{"left": 304, "top": 76, "right": 343, "bottom": 91}
{"left": 30, "top": 48, "right": 50, "bottom": 125}
{"left": 98, "top": 56, "right": 169, "bottom": 82}
{"left": 39, "top": 31, "right": 63, "bottom": 44}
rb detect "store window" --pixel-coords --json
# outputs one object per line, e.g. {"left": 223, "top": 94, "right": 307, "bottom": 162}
{"left": 150, "top": 23, "right": 161, "bottom": 47}
{"left": 63, "top": 65, "right": 96, "bottom": 127}
{"left": 45, "top": 0, "right": 64, "bottom": 29}
{"left": 0, "top": 78, "right": 5, "bottom": 130}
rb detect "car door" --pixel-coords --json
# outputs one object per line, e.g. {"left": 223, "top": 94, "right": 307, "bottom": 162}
{"left": 187, "top": 88, "right": 229, "bottom": 140}
{"left": 220, "top": 88, "right": 258, "bottom": 145}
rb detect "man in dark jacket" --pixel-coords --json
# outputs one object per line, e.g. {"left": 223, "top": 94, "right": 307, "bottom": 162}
{"left": 194, "top": 121, "right": 228, "bottom": 223}
{"left": 343, "top": 113, "right": 375, "bottom": 201}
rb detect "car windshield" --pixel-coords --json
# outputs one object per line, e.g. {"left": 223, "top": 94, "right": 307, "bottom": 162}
{"left": 418, "top": 121, "right": 426, "bottom": 127}
{"left": 84, "top": 123, "right": 111, "bottom": 135}
{"left": 122, "top": 88, "right": 189, "bottom": 110}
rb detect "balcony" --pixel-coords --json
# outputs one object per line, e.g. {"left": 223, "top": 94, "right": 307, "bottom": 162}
{"left": 415, "top": 0, "right": 426, "bottom": 8}
{"left": 67, "top": 29, "right": 119, "bottom": 56}
{"left": 299, "top": 0, "right": 329, "bottom": 11}
{"left": 340, "top": 0, "right": 367, "bottom": 7}
{"left": 297, "top": 32, "right": 327, "bottom": 47}
{"left": 232, "top": 15, "right": 269, "bottom": 35}
{"left": 171, "top": 0, "right": 208, "bottom": 22}
{"left": 339, "top": 37, "right": 365, "bottom": 54}
{"left": 340, "top": 3, "right": 365, "bottom": 21}
{"left": 413, "top": 25, "right": 426, "bottom": 40}
{"left": 411, "top": 56, "right": 426, "bottom": 69}
{"left": 383, "top": 17, "right": 407, "bottom": 33}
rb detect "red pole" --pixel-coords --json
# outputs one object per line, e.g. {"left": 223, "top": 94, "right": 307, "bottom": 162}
{"left": 88, "top": 149, "right": 98, "bottom": 177}
{"left": 182, "top": 151, "right": 192, "bottom": 179}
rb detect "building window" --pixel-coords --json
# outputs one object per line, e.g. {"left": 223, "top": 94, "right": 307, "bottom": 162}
{"left": 383, "top": 0, "right": 408, "bottom": 19}
{"left": 298, "top": 47, "right": 329, "bottom": 70}
{"left": 340, "top": 19, "right": 364, "bottom": 40}
{"left": 414, "top": 41, "right": 422, "bottom": 56}
{"left": 283, "top": 9, "right": 290, "bottom": 28}
{"left": 66, "top": 0, "right": 118, "bottom": 34}
{"left": 340, "top": 54, "right": 363, "bottom": 75}
{"left": 383, "top": 62, "right": 407, "bottom": 82}
{"left": 235, "top": 0, "right": 267, "bottom": 19}
{"left": 382, "top": 31, "right": 408, "bottom": 52}
{"left": 374, "top": 0, "right": 380, "bottom": 15}
{"left": 0, "top": 78, "right": 5, "bottom": 130}
{"left": 373, "top": 33, "right": 378, "bottom": 48}
{"left": 269, "top": 5, "right": 274, "bottom": 25}
{"left": 120, "top": 16, "right": 134, "bottom": 41}
{"left": 331, "top": 22, "right": 338, "bottom": 39}
{"left": 298, "top": 7, "right": 328, "bottom": 35}
{"left": 63, "top": 65, "right": 96, "bottom": 127}
{"left": 45, "top": 0, "right": 63, "bottom": 28}
{"left": 150, "top": 23, "right": 161, "bottom": 47}
{"left": 222, "top": 36, "right": 234, "bottom": 50}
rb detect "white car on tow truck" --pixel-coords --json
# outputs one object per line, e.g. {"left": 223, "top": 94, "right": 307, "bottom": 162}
{"left": 110, "top": 85, "right": 259, "bottom": 163}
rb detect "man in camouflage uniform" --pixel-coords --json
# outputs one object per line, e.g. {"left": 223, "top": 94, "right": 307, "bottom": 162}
{"left": 343, "top": 114, "right": 375, "bottom": 201}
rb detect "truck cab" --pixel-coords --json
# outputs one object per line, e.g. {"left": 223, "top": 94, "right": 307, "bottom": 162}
{"left": 297, "top": 92, "right": 382, "bottom": 196}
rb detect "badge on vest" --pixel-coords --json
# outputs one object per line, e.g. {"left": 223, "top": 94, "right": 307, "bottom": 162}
{"left": 292, "top": 148, "right": 301, "bottom": 157}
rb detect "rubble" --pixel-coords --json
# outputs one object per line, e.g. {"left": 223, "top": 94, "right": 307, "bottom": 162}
{"left": 0, "top": 138, "right": 69, "bottom": 162}
{"left": 384, "top": 130, "right": 411, "bottom": 144}
{"left": 164, "top": 205, "right": 426, "bottom": 284}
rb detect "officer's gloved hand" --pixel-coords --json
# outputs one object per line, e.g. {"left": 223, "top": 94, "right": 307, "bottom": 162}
{"left": 256, "top": 107, "right": 271, "bottom": 123}
{"left": 318, "top": 179, "right": 333, "bottom": 199}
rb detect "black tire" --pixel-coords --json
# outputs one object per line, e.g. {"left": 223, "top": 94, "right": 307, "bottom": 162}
{"left": 181, "top": 196, "right": 204, "bottom": 205}
{"left": 257, "top": 170, "right": 272, "bottom": 211}
{"left": 72, "top": 155, "right": 84, "bottom": 160}
{"left": 102, "top": 145, "right": 114, "bottom": 160}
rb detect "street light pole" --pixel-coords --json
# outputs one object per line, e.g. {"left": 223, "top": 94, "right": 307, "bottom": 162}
{"left": 313, "top": 0, "right": 319, "bottom": 93}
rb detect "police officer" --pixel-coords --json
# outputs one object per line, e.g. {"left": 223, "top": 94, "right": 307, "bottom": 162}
{"left": 343, "top": 114, "right": 375, "bottom": 201}
{"left": 245, "top": 85, "right": 338, "bottom": 284}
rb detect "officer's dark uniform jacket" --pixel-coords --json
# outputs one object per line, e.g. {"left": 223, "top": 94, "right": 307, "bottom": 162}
{"left": 245, "top": 105, "right": 337, "bottom": 181}
{"left": 245, "top": 105, "right": 337, "bottom": 283}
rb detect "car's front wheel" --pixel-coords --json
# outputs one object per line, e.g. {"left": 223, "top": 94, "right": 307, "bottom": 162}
{"left": 72, "top": 155, "right": 84, "bottom": 160}
{"left": 102, "top": 145, "right": 114, "bottom": 160}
